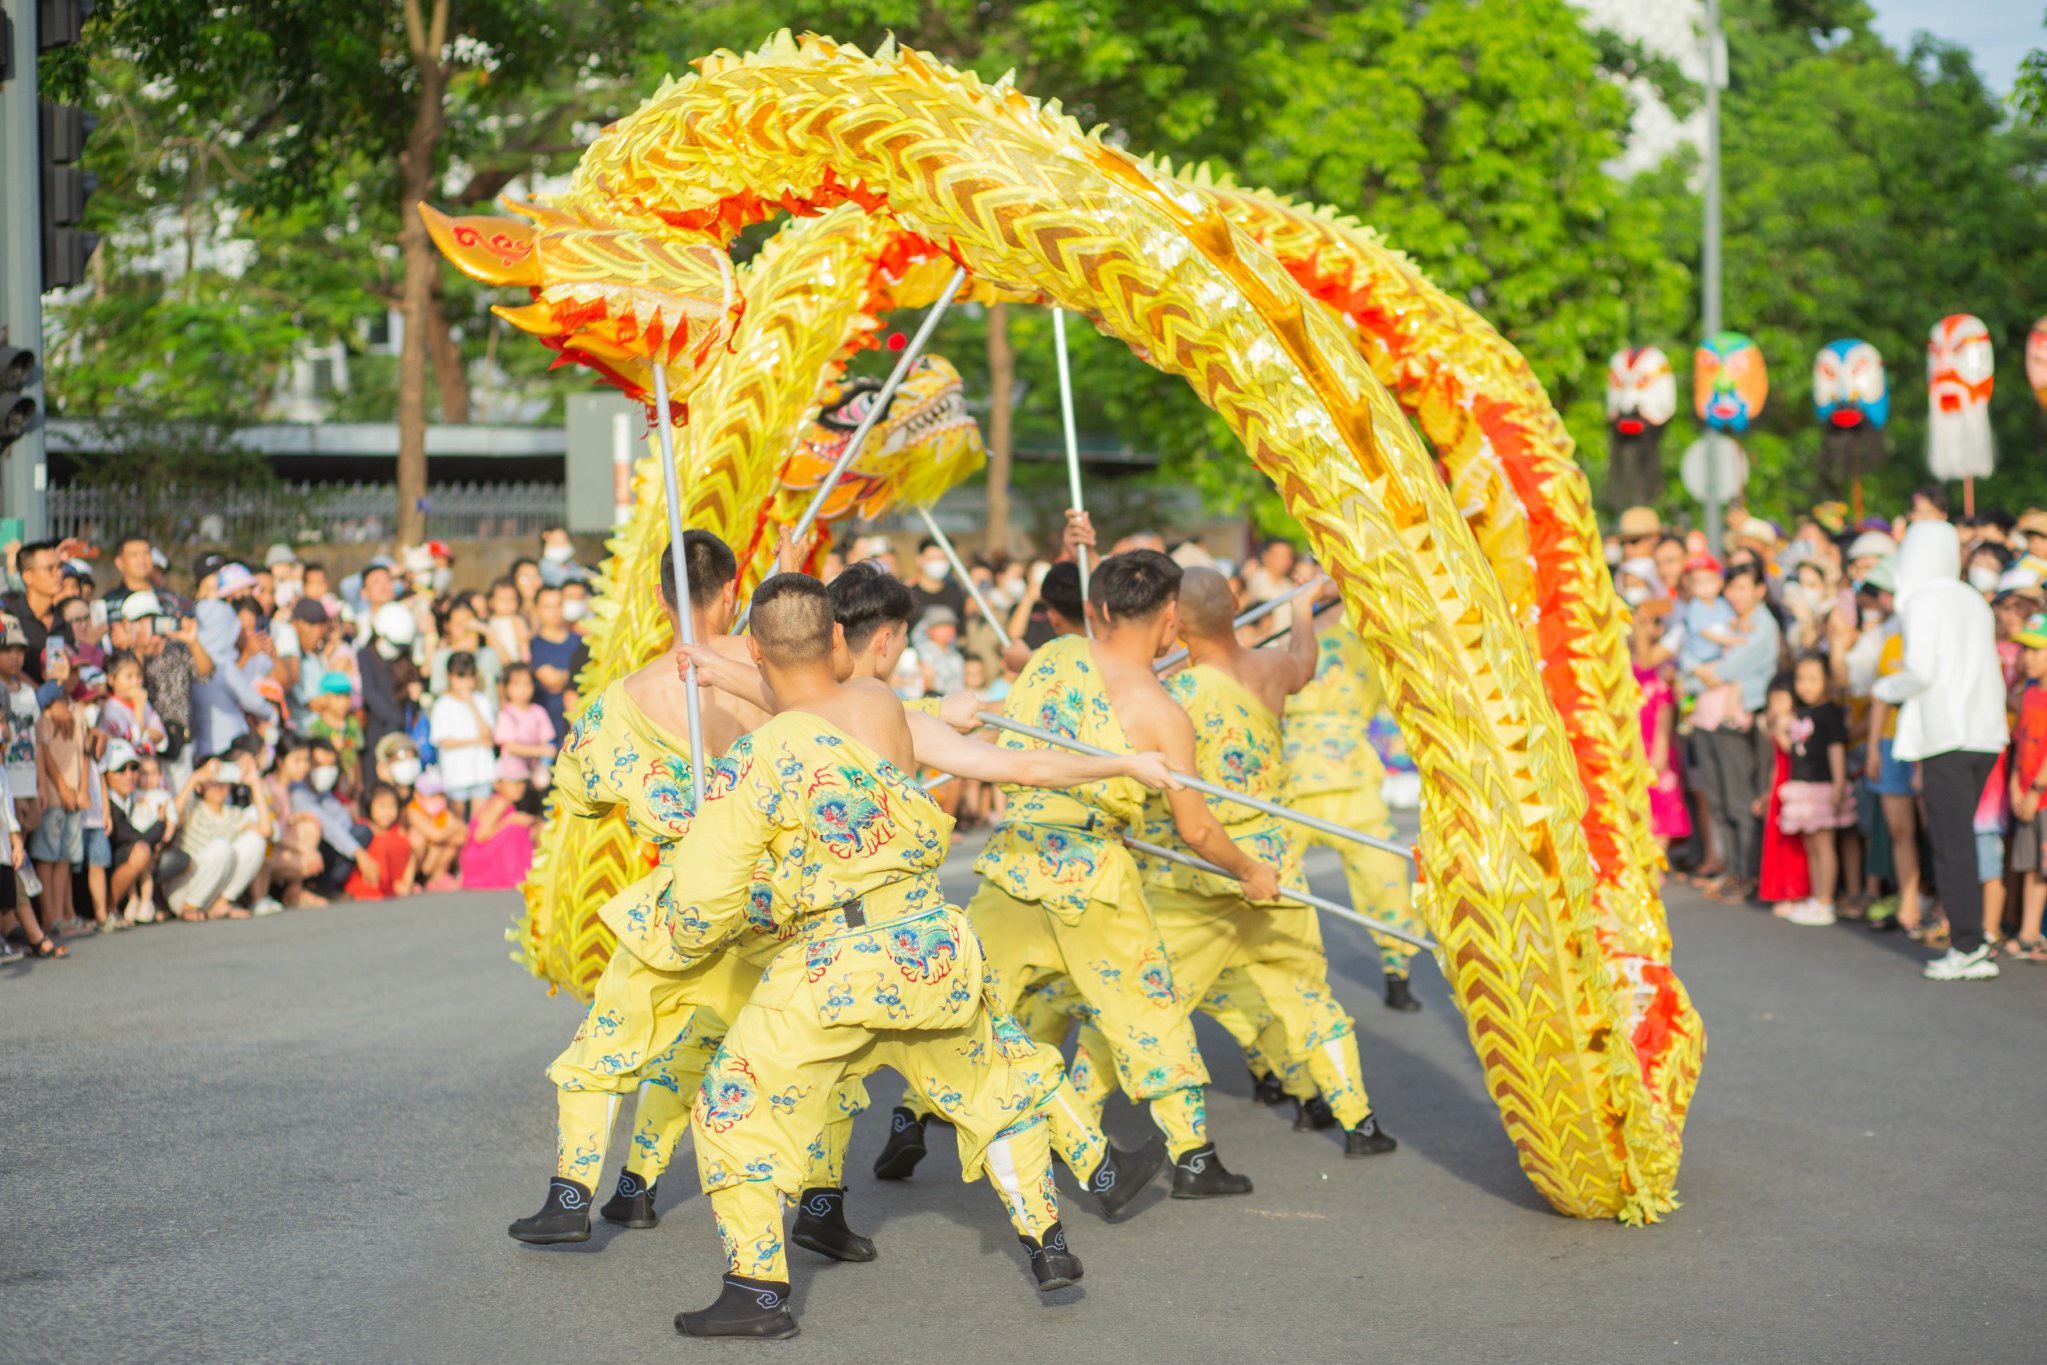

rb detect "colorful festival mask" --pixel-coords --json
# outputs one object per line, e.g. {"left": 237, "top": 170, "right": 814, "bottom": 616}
{"left": 1926, "top": 314, "right": 1994, "bottom": 480}
{"left": 1812, "top": 339, "right": 1888, "bottom": 430}
{"left": 1694, "top": 332, "right": 1767, "bottom": 434}
{"left": 2027, "top": 318, "right": 2047, "bottom": 410}
{"left": 1604, "top": 346, "right": 1676, "bottom": 511}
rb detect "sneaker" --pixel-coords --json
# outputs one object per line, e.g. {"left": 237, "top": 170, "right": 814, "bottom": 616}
{"left": 1771, "top": 899, "right": 1806, "bottom": 920}
{"left": 1785, "top": 901, "right": 1837, "bottom": 927}
{"left": 251, "top": 897, "right": 284, "bottom": 918}
{"left": 1923, "top": 945, "right": 1999, "bottom": 982}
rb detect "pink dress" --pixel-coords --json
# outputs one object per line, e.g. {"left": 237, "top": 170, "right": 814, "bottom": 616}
{"left": 1635, "top": 663, "right": 1693, "bottom": 841}
{"left": 492, "top": 702, "right": 557, "bottom": 783}
{"left": 460, "top": 801, "right": 535, "bottom": 890}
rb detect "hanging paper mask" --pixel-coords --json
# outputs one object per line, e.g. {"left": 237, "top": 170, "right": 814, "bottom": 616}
{"left": 1694, "top": 332, "right": 1767, "bottom": 434}
{"left": 2027, "top": 318, "right": 2047, "bottom": 411}
{"left": 1813, "top": 339, "right": 1889, "bottom": 488}
{"left": 1604, "top": 346, "right": 1676, "bottom": 511}
{"left": 1926, "top": 313, "right": 1995, "bottom": 480}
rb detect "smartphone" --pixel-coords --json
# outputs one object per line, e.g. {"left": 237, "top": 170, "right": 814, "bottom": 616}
{"left": 0, "top": 518, "right": 22, "bottom": 548}
{"left": 90, "top": 600, "right": 107, "bottom": 629}
{"left": 154, "top": 616, "right": 177, "bottom": 637}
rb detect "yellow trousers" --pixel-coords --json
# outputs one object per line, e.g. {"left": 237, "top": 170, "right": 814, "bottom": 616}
{"left": 696, "top": 994, "right": 1064, "bottom": 1280}
{"left": 1198, "top": 967, "right": 1317, "bottom": 1102}
{"left": 963, "top": 871, "right": 1212, "bottom": 1156}
{"left": 1289, "top": 785, "right": 1421, "bottom": 979}
{"left": 1075, "top": 885, "right": 1374, "bottom": 1129}
{"left": 547, "top": 947, "right": 866, "bottom": 1192}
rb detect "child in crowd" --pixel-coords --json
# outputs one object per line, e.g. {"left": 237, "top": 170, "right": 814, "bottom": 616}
{"left": 344, "top": 785, "right": 417, "bottom": 901}
{"left": 428, "top": 651, "right": 496, "bottom": 817}
{"left": 306, "top": 673, "right": 365, "bottom": 795}
{"left": 1675, "top": 555, "right": 1739, "bottom": 693}
{"left": 33, "top": 687, "right": 89, "bottom": 934}
{"left": 2004, "top": 613, "right": 2047, "bottom": 960}
{"left": 1757, "top": 676, "right": 1811, "bottom": 914}
{"left": 484, "top": 577, "right": 531, "bottom": 665}
{"left": 459, "top": 755, "right": 538, "bottom": 891}
{"left": 914, "top": 606, "right": 967, "bottom": 696}
{"left": 1778, "top": 653, "right": 1853, "bottom": 926}
{"left": 492, "top": 663, "right": 556, "bottom": 794}
{"left": 405, "top": 771, "right": 464, "bottom": 892}
{"left": 1631, "top": 599, "right": 1691, "bottom": 855}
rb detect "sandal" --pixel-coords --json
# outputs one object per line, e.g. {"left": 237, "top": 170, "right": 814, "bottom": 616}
{"left": 2007, "top": 937, "right": 2047, "bottom": 962}
{"left": 26, "top": 936, "right": 69, "bottom": 959}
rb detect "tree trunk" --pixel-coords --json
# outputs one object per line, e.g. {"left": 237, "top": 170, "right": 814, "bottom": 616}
{"left": 427, "top": 289, "right": 471, "bottom": 423}
{"left": 393, "top": 0, "right": 451, "bottom": 546}
{"left": 984, "top": 302, "right": 1015, "bottom": 558}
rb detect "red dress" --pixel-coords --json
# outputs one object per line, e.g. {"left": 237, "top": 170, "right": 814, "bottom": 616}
{"left": 1757, "top": 745, "right": 1810, "bottom": 903}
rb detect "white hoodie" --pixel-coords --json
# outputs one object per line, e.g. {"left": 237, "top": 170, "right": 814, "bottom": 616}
{"left": 1871, "top": 521, "right": 2008, "bottom": 761}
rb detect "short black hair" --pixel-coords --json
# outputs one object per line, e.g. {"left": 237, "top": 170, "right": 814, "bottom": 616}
{"left": 750, "top": 574, "right": 834, "bottom": 663}
{"left": 1910, "top": 485, "right": 1950, "bottom": 516}
{"left": 1091, "top": 549, "right": 1181, "bottom": 622}
{"left": 660, "top": 530, "right": 738, "bottom": 611}
{"left": 1039, "top": 562, "right": 1083, "bottom": 623}
{"left": 447, "top": 650, "right": 477, "bottom": 679}
{"left": 511, "top": 557, "right": 539, "bottom": 577}
{"left": 1724, "top": 563, "right": 1765, "bottom": 591}
{"left": 1980, "top": 506, "right": 2016, "bottom": 534}
{"left": 828, "top": 560, "right": 915, "bottom": 649}
{"left": 917, "top": 536, "right": 941, "bottom": 555}
{"left": 116, "top": 535, "right": 151, "bottom": 558}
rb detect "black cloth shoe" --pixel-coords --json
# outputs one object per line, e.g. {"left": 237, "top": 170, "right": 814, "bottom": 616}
{"left": 599, "top": 1170, "right": 658, "bottom": 1229}
{"left": 508, "top": 1177, "right": 593, "bottom": 1244}
{"left": 791, "top": 1186, "right": 877, "bottom": 1262}
{"left": 1250, "top": 1070, "right": 1288, "bottom": 1106}
{"left": 1020, "top": 1222, "right": 1083, "bottom": 1290}
{"left": 1345, "top": 1112, "right": 1398, "bottom": 1157}
{"left": 674, "top": 1276, "right": 799, "bottom": 1340}
{"left": 1384, "top": 974, "right": 1421, "bottom": 1012}
{"left": 1085, "top": 1135, "right": 1167, "bottom": 1219}
{"left": 1292, "top": 1094, "right": 1337, "bottom": 1131}
{"left": 871, "top": 1107, "right": 928, "bottom": 1181}
{"left": 1171, "top": 1143, "right": 1253, "bottom": 1198}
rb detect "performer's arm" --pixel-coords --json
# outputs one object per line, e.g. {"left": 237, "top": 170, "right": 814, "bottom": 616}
{"left": 1138, "top": 700, "right": 1280, "bottom": 902}
{"left": 906, "top": 709, "right": 1178, "bottom": 790}
{"left": 664, "top": 742, "right": 776, "bottom": 960}
{"left": 676, "top": 642, "right": 773, "bottom": 714}
{"left": 1276, "top": 578, "right": 1325, "bottom": 694}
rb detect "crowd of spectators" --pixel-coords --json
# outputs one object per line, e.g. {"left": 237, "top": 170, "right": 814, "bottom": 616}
{"left": 0, "top": 512, "right": 1356, "bottom": 966}
{"left": 1617, "top": 489, "right": 2041, "bottom": 981}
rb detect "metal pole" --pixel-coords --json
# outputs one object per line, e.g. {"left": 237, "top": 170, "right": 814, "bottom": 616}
{"left": 650, "top": 364, "right": 706, "bottom": 808}
{"left": 1051, "top": 308, "right": 1093, "bottom": 637}
{"left": 733, "top": 264, "right": 970, "bottom": 635}
{"left": 1701, "top": 0, "right": 1726, "bottom": 560}
{"left": 976, "top": 711, "right": 1414, "bottom": 863}
{"left": 1123, "top": 836, "right": 1434, "bottom": 951}
{"left": 1, "top": 0, "right": 49, "bottom": 537}
{"left": 1154, "top": 578, "right": 1321, "bottom": 674}
{"left": 915, "top": 503, "right": 1014, "bottom": 651}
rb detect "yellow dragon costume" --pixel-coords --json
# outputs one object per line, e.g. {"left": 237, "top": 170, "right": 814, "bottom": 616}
{"left": 427, "top": 33, "right": 1700, "bottom": 1224}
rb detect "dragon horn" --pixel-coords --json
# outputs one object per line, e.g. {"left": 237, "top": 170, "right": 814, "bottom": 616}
{"left": 418, "top": 203, "right": 542, "bottom": 288}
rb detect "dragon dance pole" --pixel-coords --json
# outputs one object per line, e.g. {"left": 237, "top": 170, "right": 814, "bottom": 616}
{"left": 915, "top": 504, "right": 1015, "bottom": 651}
{"left": 1123, "top": 836, "right": 1435, "bottom": 951}
{"left": 651, "top": 363, "right": 706, "bottom": 808}
{"left": 975, "top": 712, "right": 1414, "bottom": 864}
{"left": 1051, "top": 308, "right": 1093, "bottom": 638}
{"left": 1154, "top": 577, "right": 1322, "bottom": 674}
{"left": 733, "top": 263, "right": 970, "bottom": 634}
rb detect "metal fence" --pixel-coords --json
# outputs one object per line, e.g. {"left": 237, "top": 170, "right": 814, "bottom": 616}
{"left": 48, "top": 480, "right": 566, "bottom": 548}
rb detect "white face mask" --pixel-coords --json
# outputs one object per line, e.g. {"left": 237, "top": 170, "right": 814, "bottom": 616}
{"left": 376, "top": 637, "right": 404, "bottom": 660}
{"left": 389, "top": 757, "right": 422, "bottom": 787}
{"left": 1622, "top": 585, "right": 1652, "bottom": 607}
{"left": 311, "top": 765, "right": 339, "bottom": 793}
{"left": 432, "top": 567, "right": 453, "bottom": 594}
{"left": 920, "top": 557, "right": 951, "bottom": 581}
{"left": 543, "top": 543, "right": 576, "bottom": 564}
{"left": 562, "top": 599, "right": 589, "bottom": 623}
{"left": 1969, "top": 566, "right": 2002, "bottom": 593}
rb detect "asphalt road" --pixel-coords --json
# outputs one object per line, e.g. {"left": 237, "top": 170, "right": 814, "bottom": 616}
{"left": 6, "top": 832, "right": 2044, "bottom": 1364}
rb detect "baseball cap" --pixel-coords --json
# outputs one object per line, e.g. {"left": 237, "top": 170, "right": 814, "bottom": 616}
{"left": 103, "top": 739, "right": 141, "bottom": 771}
{"left": 1846, "top": 531, "right": 1897, "bottom": 562}
{"left": 1997, "top": 565, "right": 2044, "bottom": 597}
{"left": 291, "top": 598, "right": 330, "bottom": 625}
{"left": 0, "top": 617, "right": 25, "bottom": 649}
{"left": 2016, "top": 614, "right": 2047, "bottom": 650}
{"left": 120, "top": 590, "right": 165, "bottom": 622}
{"left": 1683, "top": 552, "right": 1724, "bottom": 576}
{"left": 415, "top": 770, "right": 446, "bottom": 798}
{"left": 1618, "top": 506, "right": 1662, "bottom": 540}
{"left": 214, "top": 563, "right": 258, "bottom": 598}
{"left": 265, "top": 543, "right": 299, "bottom": 568}
{"left": 374, "top": 733, "right": 419, "bottom": 765}
{"left": 317, "top": 672, "right": 354, "bottom": 697}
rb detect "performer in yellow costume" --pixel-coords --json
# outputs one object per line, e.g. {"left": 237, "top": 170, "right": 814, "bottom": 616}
{"left": 1283, "top": 609, "right": 1427, "bottom": 1010}
{"left": 960, "top": 551, "right": 1280, "bottom": 1198}
{"left": 510, "top": 532, "right": 875, "bottom": 1263}
{"left": 1115, "top": 568, "right": 1397, "bottom": 1156}
{"left": 666, "top": 577, "right": 1079, "bottom": 1340}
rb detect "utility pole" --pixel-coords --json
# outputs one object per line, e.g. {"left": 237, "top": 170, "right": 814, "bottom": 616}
{"left": 1701, "top": 0, "right": 1727, "bottom": 558}
{"left": 0, "top": 0, "right": 49, "bottom": 537}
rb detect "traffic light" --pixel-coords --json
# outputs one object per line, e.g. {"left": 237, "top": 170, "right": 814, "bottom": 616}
{"left": 0, "top": 341, "right": 33, "bottom": 454}
{"left": 38, "top": 0, "right": 97, "bottom": 293}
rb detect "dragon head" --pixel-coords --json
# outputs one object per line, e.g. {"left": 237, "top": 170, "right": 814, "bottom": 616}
{"left": 418, "top": 200, "right": 744, "bottom": 422}
{"left": 779, "top": 355, "right": 984, "bottom": 524}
